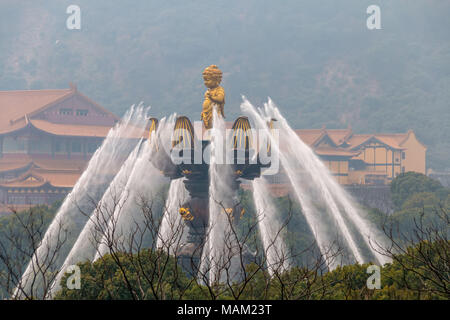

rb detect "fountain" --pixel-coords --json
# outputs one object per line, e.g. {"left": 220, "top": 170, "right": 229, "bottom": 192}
{"left": 149, "top": 66, "right": 270, "bottom": 280}
{"left": 15, "top": 105, "right": 149, "bottom": 299}
{"left": 15, "top": 65, "right": 390, "bottom": 299}
{"left": 241, "top": 98, "right": 390, "bottom": 267}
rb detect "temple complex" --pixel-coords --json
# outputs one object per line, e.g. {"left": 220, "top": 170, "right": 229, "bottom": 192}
{"left": 0, "top": 85, "right": 118, "bottom": 213}
{"left": 296, "top": 126, "right": 426, "bottom": 184}
{"left": 258, "top": 126, "right": 427, "bottom": 197}
{"left": 0, "top": 85, "right": 427, "bottom": 213}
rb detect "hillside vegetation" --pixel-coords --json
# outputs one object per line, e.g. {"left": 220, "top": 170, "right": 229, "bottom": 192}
{"left": 1, "top": 173, "right": 448, "bottom": 299}
{"left": 0, "top": 1, "right": 449, "bottom": 169}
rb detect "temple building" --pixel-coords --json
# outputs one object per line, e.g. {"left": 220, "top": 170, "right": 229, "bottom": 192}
{"left": 261, "top": 126, "right": 427, "bottom": 197}
{"left": 0, "top": 85, "right": 118, "bottom": 214}
{"left": 296, "top": 126, "right": 427, "bottom": 185}
{"left": 0, "top": 86, "right": 427, "bottom": 212}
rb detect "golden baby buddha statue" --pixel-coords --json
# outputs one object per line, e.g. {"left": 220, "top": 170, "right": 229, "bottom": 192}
{"left": 201, "top": 65, "right": 225, "bottom": 129}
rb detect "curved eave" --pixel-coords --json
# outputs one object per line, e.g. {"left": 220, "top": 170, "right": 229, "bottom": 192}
{"left": 0, "top": 120, "right": 28, "bottom": 136}
{"left": 0, "top": 118, "right": 112, "bottom": 138}
{"left": 0, "top": 180, "right": 51, "bottom": 188}
{"left": 0, "top": 165, "right": 80, "bottom": 189}
{"left": 0, "top": 160, "right": 33, "bottom": 173}
{"left": 30, "top": 119, "right": 112, "bottom": 138}
{"left": 0, "top": 179, "right": 74, "bottom": 189}
{"left": 399, "top": 130, "right": 428, "bottom": 150}
{"left": 349, "top": 135, "right": 406, "bottom": 151}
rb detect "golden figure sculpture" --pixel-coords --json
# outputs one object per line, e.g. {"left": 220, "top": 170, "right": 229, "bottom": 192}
{"left": 201, "top": 65, "right": 225, "bottom": 129}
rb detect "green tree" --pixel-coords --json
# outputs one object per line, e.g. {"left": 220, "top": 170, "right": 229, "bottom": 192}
{"left": 391, "top": 172, "right": 447, "bottom": 210}
{"left": 55, "top": 249, "right": 191, "bottom": 300}
{"left": 401, "top": 192, "right": 440, "bottom": 210}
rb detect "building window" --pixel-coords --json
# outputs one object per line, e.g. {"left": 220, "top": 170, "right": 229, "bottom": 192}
{"left": 402, "top": 152, "right": 406, "bottom": 160}
{"left": 59, "top": 108, "right": 73, "bottom": 115}
{"left": 72, "top": 141, "right": 82, "bottom": 153}
{"left": 76, "top": 109, "right": 89, "bottom": 116}
{"left": 8, "top": 195, "right": 26, "bottom": 204}
{"left": 29, "top": 138, "right": 51, "bottom": 154}
{"left": 402, "top": 167, "right": 405, "bottom": 173}
{"left": 3, "top": 136, "right": 27, "bottom": 153}
{"left": 54, "top": 140, "right": 68, "bottom": 153}
{"left": 88, "top": 141, "right": 101, "bottom": 153}
{"left": 28, "top": 196, "right": 46, "bottom": 205}
{"left": 55, "top": 141, "right": 62, "bottom": 153}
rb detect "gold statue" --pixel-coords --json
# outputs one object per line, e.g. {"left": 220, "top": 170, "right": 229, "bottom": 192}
{"left": 201, "top": 65, "right": 225, "bottom": 129}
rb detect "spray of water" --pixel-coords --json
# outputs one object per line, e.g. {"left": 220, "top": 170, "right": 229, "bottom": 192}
{"left": 265, "top": 98, "right": 390, "bottom": 265}
{"left": 242, "top": 97, "right": 390, "bottom": 267}
{"left": 156, "top": 178, "right": 189, "bottom": 253}
{"left": 199, "top": 109, "right": 240, "bottom": 285}
{"left": 14, "top": 93, "right": 392, "bottom": 299}
{"left": 15, "top": 105, "right": 149, "bottom": 299}
{"left": 252, "top": 177, "right": 290, "bottom": 275}
{"left": 48, "top": 139, "right": 144, "bottom": 297}
{"left": 94, "top": 116, "right": 176, "bottom": 261}
{"left": 241, "top": 99, "right": 336, "bottom": 268}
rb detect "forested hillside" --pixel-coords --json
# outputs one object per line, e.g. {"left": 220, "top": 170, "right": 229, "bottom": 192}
{"left": 0, "top": 0, "right": 449, "bottom": 169}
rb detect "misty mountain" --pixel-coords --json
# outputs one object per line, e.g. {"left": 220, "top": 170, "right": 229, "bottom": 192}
{"left": 0, "top": 0, "right": 449, "bottom": 169}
